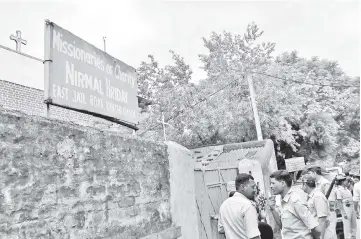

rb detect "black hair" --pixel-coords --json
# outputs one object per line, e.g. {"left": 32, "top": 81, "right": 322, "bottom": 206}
{"left": 336, "top": 178, "right": 346, "bottom": 186}
{"left": 229, "top": 191, "right": 235, "bottom": 197}
{"left": 304, "top": 181, "right": 316, "bottom": 188}
{"left": 235, "top": 173, "right": 254, "bottom": 190}
{"left": 307, "top": 166, "right": 322, "bottom": 175}
{"left": 258, "top": 222, "right": 274, "bottom": 239}
{"left": 270, "top": 170, "right": 293, "bottom": 187}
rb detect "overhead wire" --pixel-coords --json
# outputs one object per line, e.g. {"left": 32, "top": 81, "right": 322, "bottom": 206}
{"left": 139, "top": 78, "right": 238, "bottom": 135}
{"left": 250, "top": 71, "right": 360, "bottom": 88}
{"left": 139, "top": 71, "right": 360, "bottom": 135}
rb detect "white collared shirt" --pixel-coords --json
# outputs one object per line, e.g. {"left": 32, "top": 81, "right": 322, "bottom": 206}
{"left": 316, "top": 176, "right": 331, "bottom": 196}
{"left": 218, "top": 192, "right": 260, "bottom": 239}
{"left": 279, "top": 188, "right": 319, "bottom": 239}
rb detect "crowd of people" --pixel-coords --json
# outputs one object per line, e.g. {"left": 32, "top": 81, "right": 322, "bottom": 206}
{"left": 217, "top": 166, "right": 360, "bottom": 239}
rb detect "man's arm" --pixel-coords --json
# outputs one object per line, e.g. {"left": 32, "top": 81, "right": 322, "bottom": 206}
{"left": 269, "top": 207, "right": 282, "bottom": 228}
{"left": 244, "top": 204, "right": 261, "bottom": 239}
{"left": 336, "top": 190, "right": 347, "bottom": 218}
{"left": 317, "top": 217, "right": 327, "bottom": 239}
{"left": 313, "top": 195, "right": 329, "bottom": 238}
{"left": 353, "top": 185, "right": 360, "bottom": 218}
{"left": 354, "top": 200, "right": 360, "bottom": 219}
{"left": 267, "top": 197, "right": 282, "bottom": 228}
{"left": 218, "top": 212, "right": 224, "bottom": 234}
{"left": 293, "top": 200, "right": 320, "bottom": 239}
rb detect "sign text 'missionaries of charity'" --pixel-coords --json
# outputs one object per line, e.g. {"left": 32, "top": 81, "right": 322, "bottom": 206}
{"left": 45, "top": 22, "right": 138, "bottom": 126}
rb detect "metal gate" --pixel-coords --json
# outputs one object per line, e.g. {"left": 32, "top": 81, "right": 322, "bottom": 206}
{"left": 194, "top": 167, "right": 238, "bottom": 239}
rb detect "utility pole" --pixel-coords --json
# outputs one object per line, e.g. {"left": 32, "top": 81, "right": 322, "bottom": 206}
{"left": 246, "top": 74, "right": 263, "bottom": 140}
{"left": 103, "top": 37, "right": 106, "bottom": 52}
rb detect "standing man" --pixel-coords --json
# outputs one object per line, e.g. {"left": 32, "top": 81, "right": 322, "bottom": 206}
{"left": 353, "top": 173, "right": 360, "bottom": 239}
{"left": 336, "top": 175, "right": 356, "bottom": 239}
{"left": 306, "top": 166, "right": 330, "bottom": 195}
{"left": 218, "top": 173, "right": 261, "bottom": 239}
{"left": 268, "top": 170, "right": 321, "bottom": 239}
{"left": 301, "top": 174, "right": 335, "bottom": 239}
{"left": 306, "top": 166, "right": 337, "bottom": 239}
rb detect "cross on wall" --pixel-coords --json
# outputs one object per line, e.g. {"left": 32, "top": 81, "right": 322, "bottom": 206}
{"left": 10, "top": 30, "right": 27, "bottom": 52}
{"left": 157, "top": 112, "right": 172, "bottom": 141}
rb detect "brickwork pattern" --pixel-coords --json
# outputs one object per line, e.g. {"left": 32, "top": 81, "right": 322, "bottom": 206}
{"left": 0, "top": 79, "right": 131, "bottom": 133}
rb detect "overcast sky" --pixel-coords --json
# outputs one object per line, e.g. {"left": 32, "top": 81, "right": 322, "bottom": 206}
{"left": 0, "top": 0, "right": 359, "bottom": 90}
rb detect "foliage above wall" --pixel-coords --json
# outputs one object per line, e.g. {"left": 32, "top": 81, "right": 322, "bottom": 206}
{"left": 136, "top": 22, "right": 360, "bottom": 170}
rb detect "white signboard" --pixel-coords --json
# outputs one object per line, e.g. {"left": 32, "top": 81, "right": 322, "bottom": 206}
{"left": 44, "top": 20, "right": 139, "bottom": 129}
{"left": 285, "top": 157, "right": 305, "bottom": 172}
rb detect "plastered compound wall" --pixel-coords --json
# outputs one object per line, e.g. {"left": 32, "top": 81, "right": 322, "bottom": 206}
{"left": 0, "top": 107, "right": 182, "bottom": 239}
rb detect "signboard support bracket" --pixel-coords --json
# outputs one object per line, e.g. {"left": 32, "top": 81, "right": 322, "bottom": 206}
{"left": 44, "top": 19, "right": 53, "bottom": 118}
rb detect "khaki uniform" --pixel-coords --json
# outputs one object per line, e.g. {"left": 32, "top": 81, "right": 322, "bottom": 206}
{"left": 353, "top": 182, "right": 360, "bottom": 239}
{"left": 279, "top": 188, "right": 319, "bottom": 239}
{"left": 317, "top": 176, "right": 337, "bottom": 239}
{"left": 317, "top": 176, "right": 331, "bottom": 195}
{"left": 336, "top": 186, "right": 357, "bottom": 239}
{"left": 307, "top": 188, "right": 336, "bottom": 239}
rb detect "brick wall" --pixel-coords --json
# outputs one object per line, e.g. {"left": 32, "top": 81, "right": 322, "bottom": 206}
{"left": 0, "top": 107, "right": 181, "bottom": 239}
{"left": 0, "top": 79, "right": 132, "bottom": 133}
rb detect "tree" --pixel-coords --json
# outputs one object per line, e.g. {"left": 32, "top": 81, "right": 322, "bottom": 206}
{"left": 136, "top": 51, "right": 197, "bottom": 142}
{"left": 136, "top": 23, "right": 360, "bottom": 171}
{"left": 265, "top": 52, "right": 359, "bottom": 165}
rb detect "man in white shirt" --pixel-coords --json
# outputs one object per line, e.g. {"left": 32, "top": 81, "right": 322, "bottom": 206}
{"left": 306, "top": 165, "right": 337, "bottom": 239}
{"left": 218, "top": 173, "right": 261, "bottom": 239}
{"left": 268, "top": 170, "right": 321, "bottom": 239}
{"left": 301, "top": 174, "right": 333, "bottom": 239}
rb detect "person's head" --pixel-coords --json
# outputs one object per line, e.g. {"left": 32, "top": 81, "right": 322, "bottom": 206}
{"left": 270, "top": 170, "right": 292, "bottom": 195}
{"left": 306, "top": 166, "right": 322, "bottom": 179}
{"left": 353, "top": 175, "right": 360, "bottom": 183}
{"left": 235, "top": 173, "right": 256, "bottom": 200}
{"left": 336, "top": 175, "right": 348, "bottom": 187}
{"left": 301, "top": 174, "right": 317, "bottom": 194}
{"left": 258, "top": 222, "right": 274, "bottom": 239}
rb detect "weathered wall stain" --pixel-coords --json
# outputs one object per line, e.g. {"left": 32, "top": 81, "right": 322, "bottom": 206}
{"left": 0, "top": 108, "right": 173, "bottom": 239}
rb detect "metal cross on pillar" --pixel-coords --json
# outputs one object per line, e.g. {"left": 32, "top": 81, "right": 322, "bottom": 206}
{"left": 10, "top": 30, "right": 27, "bottom": 52}
{"left": 103, "top": 36, "right": 106, "bottom": 52}
{"left": 157, "top": 112, "right": 171, "bottom": 141}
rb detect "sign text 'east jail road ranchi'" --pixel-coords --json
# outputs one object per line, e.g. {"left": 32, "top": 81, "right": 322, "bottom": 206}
{"left": 46, "top": 22, "right": 139, "bottom": 126}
